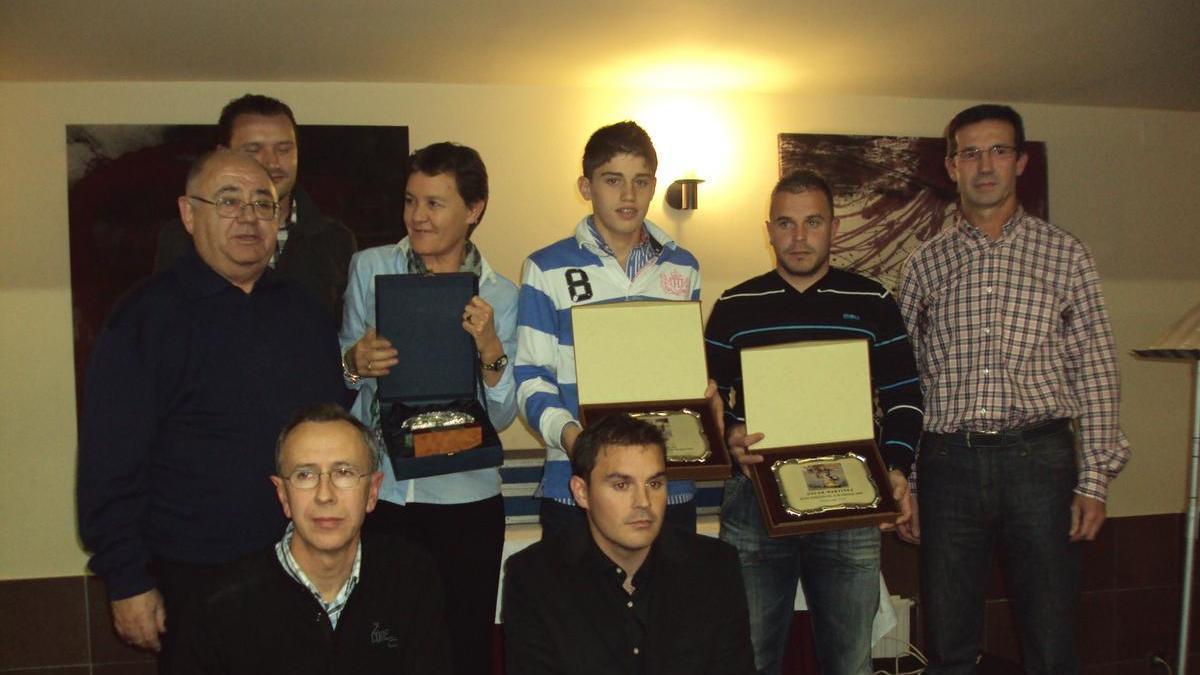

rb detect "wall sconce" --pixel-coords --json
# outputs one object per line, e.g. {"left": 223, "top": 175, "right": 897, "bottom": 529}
{"left": 666, "top": 178, "right": 704, "bottom": 210}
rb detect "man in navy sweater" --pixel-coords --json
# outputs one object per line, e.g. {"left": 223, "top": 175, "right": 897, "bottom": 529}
{"left": 77, "top": 149, "right": 345, "bottom": 671}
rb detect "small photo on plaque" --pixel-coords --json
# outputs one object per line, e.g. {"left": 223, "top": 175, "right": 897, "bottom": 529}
{"left": 631, "top": 409, "right": 711, "bottom": 463}
{"left": 802, "top": 463, "right": 849, "bottom": 489}
{"left": 772, "top": 453, "right": 881, "bottom": 518}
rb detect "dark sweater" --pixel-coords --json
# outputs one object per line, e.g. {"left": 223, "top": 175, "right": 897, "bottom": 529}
{"left": 174, "top": 533, "right": 452, "bottom": 675}
{"left": 704, "top": 268, "right": 924, "bottom": 474}
{"left": 77, "top": 247, "right": 345, "bottom": 599}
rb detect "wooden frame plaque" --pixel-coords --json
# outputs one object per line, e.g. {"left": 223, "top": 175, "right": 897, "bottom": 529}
{"left": 741, "top": 339, "right": 898, "bottom": 536}
{"left": 572, "top": 301, "right": 731, "bottom": 480}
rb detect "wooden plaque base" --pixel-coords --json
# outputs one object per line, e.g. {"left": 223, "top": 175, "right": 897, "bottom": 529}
{"left": 413, "top": 424, "right": 483, "bottom": 457}
{"left": 747, "top": 439, "right": 898, "bottom": 537}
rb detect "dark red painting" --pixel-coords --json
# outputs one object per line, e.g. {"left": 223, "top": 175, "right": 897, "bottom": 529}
{"left": 778, "top": 133, "right": 1048, "bottom": 290}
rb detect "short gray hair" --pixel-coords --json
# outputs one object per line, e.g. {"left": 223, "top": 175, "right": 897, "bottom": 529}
{"left": 274, "top": 403, "right": 380, "bottom": 475}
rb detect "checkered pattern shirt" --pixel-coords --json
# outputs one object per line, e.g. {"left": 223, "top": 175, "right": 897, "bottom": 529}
{"left": 897, "top": 208, "right": 1130, "bottom": 500}
{"left": 586, "top": 216, "right": 663, "bottom": 280}
{"left": 274, "top": 522, "right": 362, "bottom": 629}
{"left": 268, "top": 196, "right": 297, "bottom": 269}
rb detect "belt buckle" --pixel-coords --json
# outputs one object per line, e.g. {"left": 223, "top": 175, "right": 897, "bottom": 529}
{"left": 964, "top": 429, "right": 1000, "bottom": 446}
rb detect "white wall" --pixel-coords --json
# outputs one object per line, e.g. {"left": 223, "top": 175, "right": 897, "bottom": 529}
{"left": 2, "top": 81, "right": 1197, "bottom": 579}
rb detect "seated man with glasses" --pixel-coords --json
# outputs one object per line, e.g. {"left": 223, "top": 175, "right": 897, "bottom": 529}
{"left": 173, "top": 403, "right": 452, "bottom": 674}
{"left": 77, "top": 149, "right": 347, "bottom": 671}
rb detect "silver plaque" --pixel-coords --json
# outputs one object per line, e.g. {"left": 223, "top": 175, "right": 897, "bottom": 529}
{"left": 632, "top": 409, "right": 711, "bottom": 463}
{"left": 400, "top": 410, "right": 476, "bottom": 431}
{"left": 771, "top": 453, "right": 881, "bottom": 518}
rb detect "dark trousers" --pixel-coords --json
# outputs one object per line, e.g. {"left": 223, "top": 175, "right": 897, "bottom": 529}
{"left": 364, "top": 495, "right": 505, "bottom": 675}
{"left": 918, "top": 424, "right": 1081, "bottom": 675}
{"left": 538, "top": 497, "right": 697, "bottom": 540}
{"left": 153, "top": 558, "right": 224, "bottom": 675}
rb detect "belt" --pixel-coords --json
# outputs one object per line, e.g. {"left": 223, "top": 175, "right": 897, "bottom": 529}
{"left": 927, "top": 418, "right": 1071, "bottom": 447}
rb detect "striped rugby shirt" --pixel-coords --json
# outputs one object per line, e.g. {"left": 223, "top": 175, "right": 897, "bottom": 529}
{"left": 515, "top": 216, "right": 701, "bottom": 505}
{"left": 704, "top": 268, "right": 924, "bottom": 475}
{"left": 897, "top": 208, "right": 1130, "bottom": 500}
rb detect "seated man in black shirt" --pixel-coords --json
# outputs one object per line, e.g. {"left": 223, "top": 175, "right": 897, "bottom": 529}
{"left": 503, "top": 414, "right": 755, "bottom": 675}
{"left": 174, "top": 403, "right": 451, "bottom": 675}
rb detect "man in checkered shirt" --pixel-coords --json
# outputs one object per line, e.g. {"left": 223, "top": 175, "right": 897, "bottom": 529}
{"left": 896, "top": 104, "right": 1130, "bottom": 675}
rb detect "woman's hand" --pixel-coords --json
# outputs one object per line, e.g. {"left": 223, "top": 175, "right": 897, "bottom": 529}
{"left": 345, "top": 326, "right": 399, "bottom": 378}
{"left": 463, "top": 296, "right": 503, "bottom": 363}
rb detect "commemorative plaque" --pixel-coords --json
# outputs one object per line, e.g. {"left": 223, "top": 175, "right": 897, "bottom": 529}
{"left": 740, "top": 339, "right": 897, "bottom": 536}
{"left": 375, "top": 273, "right": 502, "bottom": 479}
{"left": 572, "top": 301, "right": 731, "bottom": 480}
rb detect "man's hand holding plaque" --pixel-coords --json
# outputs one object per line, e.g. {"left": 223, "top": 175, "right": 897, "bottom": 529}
{"left": 739, "top": 339, "right": 901, "bottom": 537}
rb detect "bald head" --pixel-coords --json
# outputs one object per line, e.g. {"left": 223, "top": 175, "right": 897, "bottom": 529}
{"left": 185, "top": 148, "right": 274, "bottom": 195}
{"left": 178, "top": 149, "right": 280, "bottom": 292}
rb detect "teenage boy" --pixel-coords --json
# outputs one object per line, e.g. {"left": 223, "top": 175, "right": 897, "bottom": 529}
{"left": 515, "top": 121, "right": 705, "bottom": 537}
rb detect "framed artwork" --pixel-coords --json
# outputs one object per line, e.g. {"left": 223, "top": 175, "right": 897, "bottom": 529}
{"left": 778, "top": 133, "right": 1047, "bottom": 290}
{"left": 66, "top": 124, "right": 410, "bottom": 410}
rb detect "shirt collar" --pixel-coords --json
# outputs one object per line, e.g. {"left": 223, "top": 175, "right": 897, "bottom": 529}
{"left": 278, "top": 195, "right": 297, "bottom": 231}
{"left": 393, "top": 236, "right": 496, "bottom": 284}
{"left": 956, "top": 205, "right": 1026, "bottom": 243}
{"left": 582, "top": 528, "right": 659, "bottom": 592}
{"left": 274, "top": 522, "right": 362, "bottom": 616}
{"left": 584, "top": 216, "right": 663, "bottom": 259}
{"left": 572, "top": 215, "right": 675, "bottom": 255}
{"left": 170, "top": 245, "right": 278, "bottom": 299}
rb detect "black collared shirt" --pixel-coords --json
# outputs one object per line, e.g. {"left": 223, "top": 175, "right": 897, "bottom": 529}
{"left": 583, "top": 537, "right": 659, "bottom": 673}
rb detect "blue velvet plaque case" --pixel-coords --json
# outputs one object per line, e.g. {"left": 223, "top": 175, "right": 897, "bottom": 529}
{"left": 374, "top": 273, "right": 503, "bottom": 479}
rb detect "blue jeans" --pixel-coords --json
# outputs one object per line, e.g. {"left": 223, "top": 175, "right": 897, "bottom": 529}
{"left": 720, "top": 474, "right": 879, "bottom": 675}
{"left": 918, "top": 426, "right": 1081, "bottom": 675}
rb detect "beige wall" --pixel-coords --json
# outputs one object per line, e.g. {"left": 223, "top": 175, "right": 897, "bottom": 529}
{"left": 2, "top": 81, "right": 1197, "bottom": 580}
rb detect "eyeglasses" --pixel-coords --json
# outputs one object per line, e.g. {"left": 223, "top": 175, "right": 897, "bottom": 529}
{"left": 951, "top": 145, "right": 1019, "bottom": 164}
{"left": 188, "top": 195, "right": 279, "bottom": 221}
{"left": 282, "top": 466, "right": 371, "bottom": 490}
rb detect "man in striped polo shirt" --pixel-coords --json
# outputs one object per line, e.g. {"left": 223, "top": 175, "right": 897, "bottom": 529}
{"left": 704, "top": 170, "right": 923, "bottom": 675}
{"left": 515, "top": 121, "right": 708, "bottom": 538}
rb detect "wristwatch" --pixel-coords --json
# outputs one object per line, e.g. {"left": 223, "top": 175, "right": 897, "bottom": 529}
{"left": 342, "top": 351, "right": 361, "bottom": 385}
{"left": 481, "top": 354, "right": 509, "bottom": 372}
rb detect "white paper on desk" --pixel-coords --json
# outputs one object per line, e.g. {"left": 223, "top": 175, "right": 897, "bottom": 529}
{"left": 572, "top": 301, "right": 708, "bottom": 405}
{"left": 741, "top": 339, "right": 874, "bottom": 450}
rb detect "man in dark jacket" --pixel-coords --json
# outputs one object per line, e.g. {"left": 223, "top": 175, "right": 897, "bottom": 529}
{"left": 155, "top": 94, "right": 355, "bottom": 325}
{"left": 77, "top": 150, "right": 347, "bottom": 671}
{"left": 503, "top": 414, "right": 756, "bottom": 675}
{"left": 173, "top": 403, "right": 451, "bottom": 675}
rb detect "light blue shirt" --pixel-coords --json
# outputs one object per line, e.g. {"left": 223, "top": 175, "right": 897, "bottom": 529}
{"left": 340, "top": 237, "right": 519, "bottom": 505}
